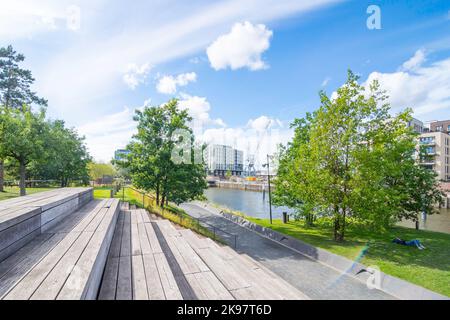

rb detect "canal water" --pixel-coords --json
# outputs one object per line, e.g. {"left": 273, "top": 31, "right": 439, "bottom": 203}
{"left": 204, "top": 187, "right": 450, "bottom": 234}
{"left": 204, "top": 187, "right": 295, "bottom": 220}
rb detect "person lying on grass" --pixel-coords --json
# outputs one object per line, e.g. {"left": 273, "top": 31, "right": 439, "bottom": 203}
{"left": 392, "top": 238, "right": 426, "bottom": 250}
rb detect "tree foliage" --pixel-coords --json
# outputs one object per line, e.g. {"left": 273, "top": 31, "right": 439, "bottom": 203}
{"left": 122, "top": 99, "right": 207, "bottom": 206}
{"left": 0, "top": 106, "right": 46, "bottom": 195}
{"left": 273, "top": 70, "right": 443, "bottom": 241}
{"left": 30, "top": 120, "right": 91, "bottom": 186}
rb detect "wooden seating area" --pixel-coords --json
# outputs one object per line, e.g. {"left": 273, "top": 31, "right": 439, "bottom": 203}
{"left": 0, "top": 189, "right": 308, "bottom": 300}
{"left": 0, "top": 188, "right": 92, "bottom": 263}
{"left": 0, "top": 197, "right": 119, "bottom": 299}
{"left": 99, "top": 208, "right": 309, "bottom": 300}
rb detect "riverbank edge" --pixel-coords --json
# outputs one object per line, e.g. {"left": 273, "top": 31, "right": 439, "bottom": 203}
{"left": 192, "top": 200, "right": 448, "bottom": 300}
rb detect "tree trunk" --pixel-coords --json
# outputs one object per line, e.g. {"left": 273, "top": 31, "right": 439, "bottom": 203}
{"left": 19, "top": 160, "right": 26, "bottom": 196}
{"left": 0, "top": 160, "right": 4, "bottom": 192}
{"left": 156, "top": 184, "right": 160, "bottom": 206}
{"left": 161, "top": 195, "right": 165, "bottom": 208}
{"left": 333, "top": 206, "right": 344, "bottom": 242}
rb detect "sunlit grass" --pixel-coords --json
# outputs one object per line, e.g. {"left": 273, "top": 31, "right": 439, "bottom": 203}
{"left": 0, "top": 186, "right": 56, "bottom": 201}
{"left": 220, "top": 206, "right": 450, "bottom": 297}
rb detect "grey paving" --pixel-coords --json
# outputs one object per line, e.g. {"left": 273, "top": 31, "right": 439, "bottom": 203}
{"left": 180, "top": 202, "right": 396, "bottom": 300}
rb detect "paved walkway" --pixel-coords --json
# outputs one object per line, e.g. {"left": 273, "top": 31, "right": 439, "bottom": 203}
{"left": 180, "top": 202, "right": 396, "bottom": 300}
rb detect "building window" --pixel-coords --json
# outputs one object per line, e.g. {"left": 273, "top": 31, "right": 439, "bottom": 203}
{"left": 420, "top": 137, "right": 435, "bottom": 144}
{"left": 436, "top": 125, "right": 443, "bottom": 132}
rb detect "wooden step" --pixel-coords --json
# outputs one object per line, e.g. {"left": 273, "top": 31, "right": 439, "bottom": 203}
{"left": 153, "top": 220, "right": 233, "bottom": 300}
{"left": 0, "top": 198, "right": 119, "bottom": 300}
{"left": 98, "top": 209, "right": 182, "bottom": 300}
{"left": 179, "top": 228, "right": 308, "bottom": 300}
{"left": 0, "top": 188, "right": 93, "bottom": 263}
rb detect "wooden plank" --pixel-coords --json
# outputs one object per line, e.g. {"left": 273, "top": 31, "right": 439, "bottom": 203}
{"left": 98, "top": 257, "right": 119, "bottom": 300}
{"left": 138, "top": 223, "right": 152, "bottom": 256}
{"left": 30, "top": 232, "right": 94, "bottom": 300}
{"left": 140, "top": 209, "right": 151, "bottom": 223}
{"left": 193, "top": 247, "right": 251, "bottom": 291}
{"left": 185, "top": 271, "right": 234, "bottom": 300}
{"left": 48, "top": 200, "right": 104, "bottom": 234}
{"left": 0, "top": 233, "right": 53, "bottom": 279}
{"left": 57, "top": 200, "right": 119, "bottom": 300}
{"left": 120, "top": 211, "right": 132, "bottom": 257}
{"left": 141, "top": 254, "right": 166, "bottom": 300}
{"left": 131, "top": 220, "right": 141, "bottom": 256}
{"left": 116, "top": 255, "right": 132, "bottom": 300}
{"left": 153, "top": 252, "right": 182, "bottom": 300}
{"left": 144, "top": 223, "right": 162, "bottom": 254}
{"left": 131, "top": 255, "right": 148, "bottom": 300}
{"left": 0, "top": 233, "right": 66, "bottom": 298}
{"left": 155, "top": 220, "right": 209, "bottom": 275}
{"left": 108, "top": 211, "right": 125, "bottom": 258}
{"left": 2, "top": 232, "right": 82, "bottom": 300}
{"left": 71, "top": 200, "right": 109, "bottom": 233}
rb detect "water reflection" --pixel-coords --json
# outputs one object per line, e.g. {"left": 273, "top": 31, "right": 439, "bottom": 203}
{"left": 204, "top": 187, "right": 294, "bottom": 219}
{"left": 204, "top": 188, "right": 450, "bottom": 234}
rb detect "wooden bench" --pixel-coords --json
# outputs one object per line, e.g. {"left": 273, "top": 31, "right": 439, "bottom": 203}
{"left": 0, "top": 198, "right": 119, "bottom": 300}
{"left": 0, "top": 188, "right": 93, "bottom": 262}
{"left": 98, "top": 209, "right": 182, "bottom": 300}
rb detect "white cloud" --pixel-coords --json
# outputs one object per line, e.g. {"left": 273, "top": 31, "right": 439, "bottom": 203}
{"left": 199, "top": 116, "right": 292, "bottom": 168}
{"left": 156, "top": 72, "right": 197, "bottom": 94}
{"left": 178, "top": 94, "right": 225, "bottom": 128}
{"left": 363, "top": 53, "right": 450, "bottom": 119}
{"left": 123, "top": 63, "right": 151, "bottom": 90}
{"left": 247, "top": 115, "right": 283, "bottom": 131}
{"left": 77, "top": 107, "right": 137, "bottom": 162}
{"left": 321, "top": 77, "right": 331, "bottom": 87}
{"left": 206, "top": 21, "right": 273, "bottom": 71}
{"left": 400, "top": 49, "right": 426, "bottom": 71}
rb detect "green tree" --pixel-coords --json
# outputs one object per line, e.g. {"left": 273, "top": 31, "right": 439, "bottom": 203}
{"left": 274, "top": 71, "right": 442, "bottom": 241}
{"left": 30, "top": 120, "right": 91, "bottom": 187}
{"left": 0, "top": 106, "right": 46, "bottom": 196}
{"left": 0, "top": 45, "right": 47, "bottom": 192}
{"left": 87, "top": 162, "right": 117, "bottom": 182}
{"left": 123, "top": 99, "right": 206, "bottom": 207}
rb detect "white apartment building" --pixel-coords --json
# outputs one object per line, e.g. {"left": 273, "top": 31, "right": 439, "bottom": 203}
{"left": 419, "top": 131, "right": 450, "bottom": 181}
{"left": 204, "top": 144, "right": 244, "bottom": 176}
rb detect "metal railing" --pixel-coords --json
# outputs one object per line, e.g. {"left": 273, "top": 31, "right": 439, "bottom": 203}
{"left": 120, "top": 186, "right": 238, "bottom": 248}
{"left": 195, "top": 217, "right": 238, "bottom": 249}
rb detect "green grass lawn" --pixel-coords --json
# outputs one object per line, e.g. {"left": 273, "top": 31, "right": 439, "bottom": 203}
{"left": 0, "top": 186, "right": 56, "bottom": 201}
{"left": 235, "top": 213, "right": 450, "bottom": 297}
{"left": 93, "top": 187, "right": 113, "bottom": 199}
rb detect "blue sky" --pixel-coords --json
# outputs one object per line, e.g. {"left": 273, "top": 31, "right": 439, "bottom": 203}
{"left": 1, "top": 0, "right": 450, "bottom": 163}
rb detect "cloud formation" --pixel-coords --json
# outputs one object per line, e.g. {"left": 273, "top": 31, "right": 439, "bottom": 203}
{"left": 206, "top": 21, "right": 273, "bottom": 71}
{"left": 364, "top": 51, "right": 450, "bottom": 119}
{"left": 156, "top": 72, "right": 197, "bottom": 94}
{"left": 123, "top": 63, "right": 151, "bottom": 90}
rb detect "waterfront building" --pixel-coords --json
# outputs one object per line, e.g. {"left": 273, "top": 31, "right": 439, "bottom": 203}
{"left": 204, "top": 144, "right": 244, "bottom": 176}
{"left": 418, "top": 131, "right": 450, "bottom": 181}
{"left": 408, "top": 118, "right": 424, "bottom": 133}
{"left": 429, "top": 120, "right": 450, "bottom": 134}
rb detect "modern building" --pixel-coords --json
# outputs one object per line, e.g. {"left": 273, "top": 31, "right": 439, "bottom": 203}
{"left": 204, "top": 144, "right": 244, "bottom": 176}
{"left": 429, "top": 120, "right": 450, "bottom": 134}
{"left": 418, "top": 131, "right": 450, "bottom": 181}
{"left": 408, "top": 118, "right": 424, "bottom": 133}
{"left": 114, "top": 149, "right": 130, "bottom": 161}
